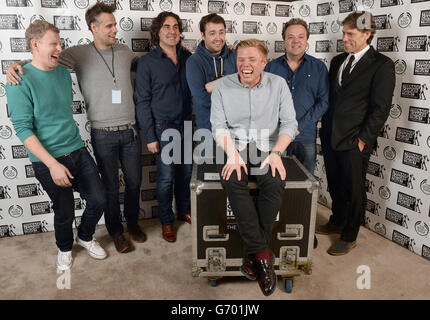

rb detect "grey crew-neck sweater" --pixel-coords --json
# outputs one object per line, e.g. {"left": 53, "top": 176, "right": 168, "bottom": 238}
{"left": 59, "top": 43, "right": 136, "bottom": 129}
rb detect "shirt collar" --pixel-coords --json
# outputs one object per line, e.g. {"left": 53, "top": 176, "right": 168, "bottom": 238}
{"left": 348, "top": 45, "right": 370, "bottom": 63}
{"left": 155, "top": 44, "right": 181, "bottom": 58}
{"left": 233, "top": 71, "right": 267, "bottom": 88}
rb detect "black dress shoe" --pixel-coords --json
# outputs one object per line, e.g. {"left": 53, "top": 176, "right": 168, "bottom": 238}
{"left": 240, "top": 254, "right": 257, "bottom": 281}
{"left": 255, "top": 258, "right": 277, "bottom": 296}
{"left": 314, "top": 235, "right": 318, "bottom": 249}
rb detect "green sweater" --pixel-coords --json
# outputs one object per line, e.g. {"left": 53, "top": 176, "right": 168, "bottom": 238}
{"left": 6, "top": 64, "right": 84, "bottom": 162}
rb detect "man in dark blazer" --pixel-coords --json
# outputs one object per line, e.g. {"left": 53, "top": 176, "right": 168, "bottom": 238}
{"left": 318, "top": 11, "right": 395, "bottom": 255}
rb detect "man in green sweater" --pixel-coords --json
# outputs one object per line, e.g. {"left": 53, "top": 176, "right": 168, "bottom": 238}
{"left": 6, "top": 20, "right": 107, "bottom": 271}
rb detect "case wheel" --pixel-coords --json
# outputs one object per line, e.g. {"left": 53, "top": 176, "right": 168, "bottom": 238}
{"left": 285, "top": 278, "right": 293, "bottom": 293}
{"left": 209, "top": 279, "right": 218, "bottom": 287}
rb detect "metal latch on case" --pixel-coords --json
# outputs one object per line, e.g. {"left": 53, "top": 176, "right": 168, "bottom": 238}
{"left": 203, "top": 225, "right": 230, "bottom": 241}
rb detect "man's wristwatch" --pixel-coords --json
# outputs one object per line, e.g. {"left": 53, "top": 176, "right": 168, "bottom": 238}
{"left": 270, "top": 150, "right": 282, "bottom": 157}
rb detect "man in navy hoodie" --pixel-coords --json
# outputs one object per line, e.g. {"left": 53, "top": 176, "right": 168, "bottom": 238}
{"left": 186, "top": 13, "right": 237, "bottom": 156}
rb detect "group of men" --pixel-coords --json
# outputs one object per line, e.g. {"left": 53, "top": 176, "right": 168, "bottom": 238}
{"left": 6, "top": 3, "right": 395, "bottom": 297}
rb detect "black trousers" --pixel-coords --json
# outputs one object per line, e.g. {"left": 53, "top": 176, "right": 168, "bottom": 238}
{"left": 217, "top": 146, "right": 285, "bottom": 254}
{"left": 322, "top": 140, "right": 371, "bottom": 242}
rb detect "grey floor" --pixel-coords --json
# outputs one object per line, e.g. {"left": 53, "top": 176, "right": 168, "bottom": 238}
{"left": 1, "top": 204, "right": 429, "bottom": 300}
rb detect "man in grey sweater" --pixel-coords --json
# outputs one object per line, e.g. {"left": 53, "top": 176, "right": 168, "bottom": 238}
{"left": 6, "top": 3, "right": 146, "bottom": 254}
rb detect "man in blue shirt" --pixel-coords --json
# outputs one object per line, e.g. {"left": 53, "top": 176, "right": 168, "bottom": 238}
{"left": 265, "top": 18, "right": 329, "bottom": 176}
{"left": 135, "top": 12, "right": 192, "bottom": 243}
{"left": 265, "top": 18, "right": 329, "bottom": 250}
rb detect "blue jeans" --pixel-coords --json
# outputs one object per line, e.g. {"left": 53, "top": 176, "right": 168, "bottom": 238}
{"left": 286, "top": 141, "right": 316, "bottom": 175}
{"left": 91, "top": 125, "right": 142, "bottom": 237}
{"left": 32, "top": 148, "right": 106, "bottom": 252}
{"left": 155, "top": 120, "right": 192, "bottom": 225}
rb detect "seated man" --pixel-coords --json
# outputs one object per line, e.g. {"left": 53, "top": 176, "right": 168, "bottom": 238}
{"left": 5, "top": 20, "right": 107, "bottom": 271}
{"left": 210, "top": 39, "right": 298, "bottom": 296}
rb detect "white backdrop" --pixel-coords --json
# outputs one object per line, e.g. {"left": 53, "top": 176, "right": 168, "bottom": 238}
{"left": 0, "top": 0, "right": 429, "bottom": 261}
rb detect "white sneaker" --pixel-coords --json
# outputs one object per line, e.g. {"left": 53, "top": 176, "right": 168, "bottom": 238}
{"left": 76, "top": 236, "right": 107, "bottom": 260}
{"left": 57, "top": 250, "right": 72, "bottom": 271}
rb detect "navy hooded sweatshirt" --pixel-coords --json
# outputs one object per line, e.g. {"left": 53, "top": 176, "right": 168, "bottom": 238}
{"left": 186, "top": 41, "right": 237, "bottom": 131}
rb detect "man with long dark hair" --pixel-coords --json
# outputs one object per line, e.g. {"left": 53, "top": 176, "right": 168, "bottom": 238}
{"left": 135, "top": 12, "right": 193, "bottom": 243}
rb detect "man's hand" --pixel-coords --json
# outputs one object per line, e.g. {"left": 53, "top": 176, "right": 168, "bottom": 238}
{"left": 260, "top": 152, "right": 286, "bottom": 180}
{"left": 147, "top": 141, "right": 160, "bottom": 154}
{"left": 6, "top": 62, "right": 23, "bottom": 85}
{"left": 205, "top": 80, "right": 216, "bottom": 93}
{"left": 358, "top": 138, "right": 367, "bottom": 152}
{"left": 49, "top": 162, "right": 74, "bottom": 187}
{"left": 222, "top": 152, "right": 248, "bottom": 181}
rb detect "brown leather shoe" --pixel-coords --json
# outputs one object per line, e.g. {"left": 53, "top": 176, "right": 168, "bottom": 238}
{"left": 240, "top": 254, "right": 257, "bottom": 281}
{"left": 177, "top": 213, "right": 191, "bottom": 224}
{"left": 255, "top": 254, "right": 277, "bottom": 296}
{"left": 113, "top": 233, "right": 132, "bottom": 253}
{"left": 128, "top": 225, "right": 147, "bottom": 243}
{"left": 162, "top": 224, "right": 176, "bottom": 242}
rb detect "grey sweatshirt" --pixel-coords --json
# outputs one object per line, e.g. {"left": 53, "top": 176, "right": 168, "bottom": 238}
{"left": 59, "top": 43, "right": 136, "bottom": 128}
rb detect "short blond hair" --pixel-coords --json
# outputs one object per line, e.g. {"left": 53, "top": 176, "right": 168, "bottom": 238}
{"left": 236, "top": 39, "right": 268, "bottom": 57}
{"left": 25, "top": 20, "right": 59, "bottom": 52}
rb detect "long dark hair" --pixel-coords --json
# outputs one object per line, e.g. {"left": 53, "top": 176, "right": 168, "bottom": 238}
{"left": 150, "top": 11, "right": 183, "bottom": 49}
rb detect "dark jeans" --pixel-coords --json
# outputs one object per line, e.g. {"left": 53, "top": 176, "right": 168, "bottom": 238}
{"left": 32, "top": 148, "right": 106, "bottom": 252}
{"left": 286, "top": 141, "right": 316, "bottom": 175}
{"left": 155, "top": 120, "right": 192, "bottom": 225}
{"left": 91, "top": 125, "right": 142, "bottom": 237}
{"left": 217, "top": 146, "right": 285, "bottom": 254}
{"left": 322, "top": 139, "right": 371, "bottom": 242}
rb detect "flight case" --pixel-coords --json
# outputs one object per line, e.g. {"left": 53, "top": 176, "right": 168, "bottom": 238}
{"left": 190, "top": 156, "right": 318, "bottom": 293}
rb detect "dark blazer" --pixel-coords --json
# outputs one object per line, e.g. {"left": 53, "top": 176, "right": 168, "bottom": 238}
{"left": 320, "top": 46, "right": 395, "bottom": 151}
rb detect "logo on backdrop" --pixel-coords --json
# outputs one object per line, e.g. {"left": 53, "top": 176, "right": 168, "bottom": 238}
{"left": 420, "top": 10, "right": 430, "bottom": 27}
{"left": 376, "top": 37, "right": 399, "bottom": 52}
{"left": 403, "top": 150, "right": 428, "bottom": 170}
{"left": 374, "top": 223, "right": 386, "bottom": 236}
{"left": 30, "top": 201, "right": 53, "bottom": 215}
{"left": 159, "top": 0, "right": 173, "bottom": 11}
{"left": 390, "top": 168, "right": 415, "bottom": 189}
{"left": 251, "top": 3, "right": 270, "bottom": 16}
{"left": 315, "top": 40, "right": 332, "bottom": 53}
{"left": 119, "top": 17, "right": 133, "bottom": 31}
{"left": 366, "top": 199, "right": 380, "bottom": 216}
{"left": 383, "top": 146, "right": 396, "bottom": 160}
{"left": 8, "top": 205, "right": 23, "bottom": 218}
{"left": 379, "top": 186, "right": 391, "bottom": 200}
{"left": 266, "top": 22, "right": 277, "bottom": 35}
{"left": 406, "top": 35, "right": 428, "bottom": 52}
{"left": 130, "top": 0, "right": 154, "bottom": 11}
{"left": 392, "top": 230, "right": 414, "bottom": 252}
{"left": 233, "top": 2, "right": 245, "bottom": 15}
{"left": 415, "top": 221, "right": 429, "bottom": 237}
{"left": 243, "top": 21, "right": 262, "bottom": 34}
{"left": 381, "top": 0, "right": 404, "bottom": 7}
{"left": 17, "top": 183, "right": 44, "bottom": 198}
{"left": 41, "top": 0, "right": 67, "bottom": 8}
{"left": 331, "top": 19, "right": 342, "bottom": 33}
{"left": 362, "top": 0, "right": 375, "bottom": 9}
{"left": 74, "top": 0, "right": 89, "bottom": 9}
{"left": 390, "top": 104, "right": 402, "bottom": 119}
{"left": 317, "top": 2, "right": 334, "bottom": 16}
{"left": 179, "top": 0, "right": 202, "bottom": 13}
{"left": 182, "top": 39, "right": 198, "bottom": 52}
{"left": 408, "top": 106, "right": 429, "bottom": 124}
{"left": 208, "top": 1, "right": 229, "bottom": 14}
{"left": 397, "top": 192, "right": 422, "bottom": 213}
{"left": 395, "top": 127, "right": 421, "bottom": 145}
{"left": 11, "top": 145, "right": 28, "bottom": 159}
{"left": 25, "top": 165, "right": 35, "bottom": 178}
{"left": 132, "top": 39, "right": 150, "bottom": 52}
{"left": 398, "top": 12, "right": 412, "bottom": 28}
{"left": 22, "top": 221, "right": 49, "bottom": 235}
{"left": 0, "top": 125, "right": 12, "bottom": 139}
{"left": 6, "top": 0, "right": 33, "bottom": 6}
{"left": 414, "top": 60, "right": 430, "bottom": 76}
{"left": 309, "top": 22, "right": 328, "bottom": 34}
{"left": 275, "top": 4, "right": 294, "bottom": 17}
{"left": 374, "top": 14, "right": 392, "bottom": 29}
{"left": 411, "top": 0, "right": 430, "bottom": 3}
{"left": 3, "top": 166, "right": 17, "bottom": 180}
{"left": 338, "top": 0, "right": 356, "bottom": 13}
{"left": 54, "top": 16, "right": 81, "bottom": 30}
{"left": 420, "top": 179, "right": 430, "bottom": 195}
{"left": 394, "top": 59, "right": 406, "bottom": 74}
{"left": 386, "top": 208, "right": 409, "bottom": 229}
{"left": 401, "top": 83, "right": 427, "bottom": 100}
{"left": 367, "top": 161, "right": 385, "bottom": 179}
{"left": 299, "top": 4, "right": 310, "bottom": 17}
{"left": 336, "top": 39, "right": 345, "bottom": 52}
